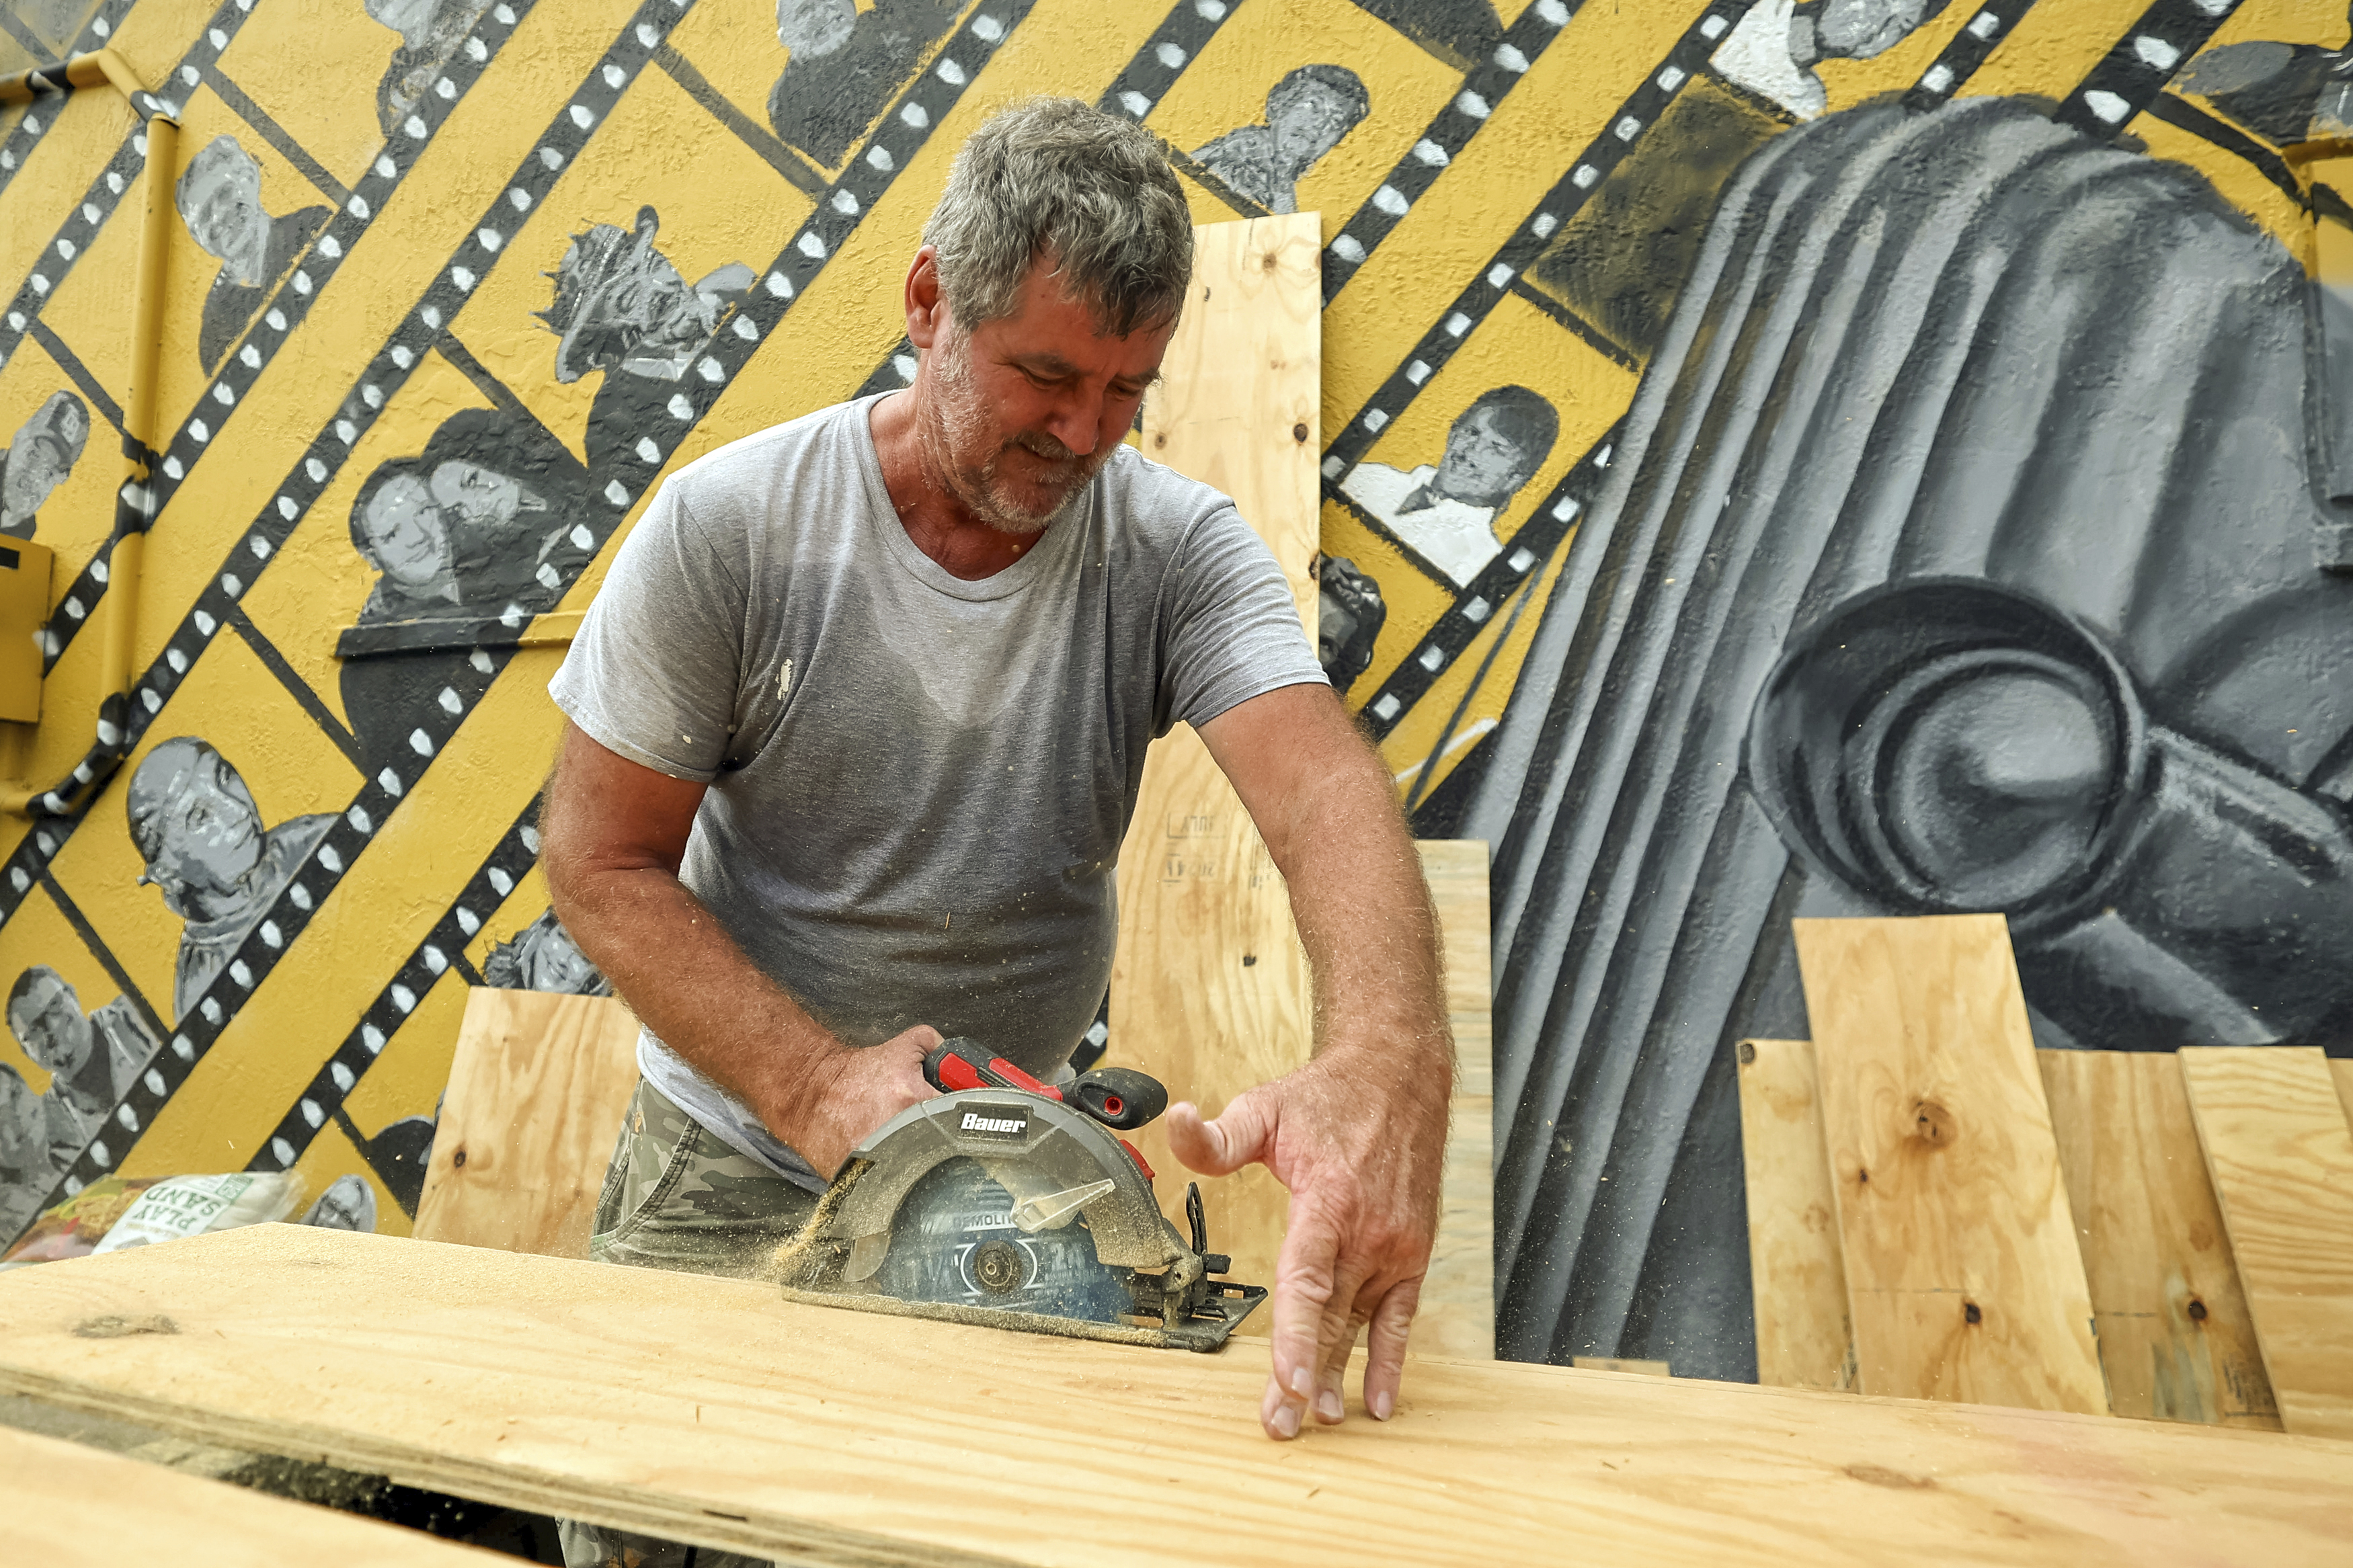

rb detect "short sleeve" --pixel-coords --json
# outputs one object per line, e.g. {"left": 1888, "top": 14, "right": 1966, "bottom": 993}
{"left": 547, "top": 482, "right": 744, "bottom": 782}
{"left": 1160, "top": 505, "right": 1328, "bottom": 731}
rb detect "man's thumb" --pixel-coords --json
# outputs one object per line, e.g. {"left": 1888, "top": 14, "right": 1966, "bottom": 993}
{"left": 1166, "top": 1091, "right": 1273, "bottom": 1177}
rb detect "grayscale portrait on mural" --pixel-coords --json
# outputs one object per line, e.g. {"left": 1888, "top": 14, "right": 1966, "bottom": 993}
{"left": 1313, "top": 552, "right": 1386, "bottom": 694}
{"left": 768, "top": 0, "right": 959, "bottom": 170}
{"left": 176, "top": 136, "right": 330, "bottom": 376}
{"left": 0, "top": 390, "right": 89, "bottom": 540}
{"left": 1193, "top": 65, "right": 1369, "bottom": 216}
{"left": 483, "top": 907, "right": 611, "bottom": 996}
{"left": 367, "top": 0, "right": 497, "bottom": 137}
{"left": 128, "top": 738, "right": 335, "bottom": 1023}
{"left": 1339, "top": 385, "right": 1557, "bottom": 586}
{"left": 536, "top": 206, "right": 752, "bottom": 474}
{"left": 1, "top": 964, "right": 159, "bottom": 1227}
{"left": 1712, "top": 0, "right": 1955, "bottom": 120}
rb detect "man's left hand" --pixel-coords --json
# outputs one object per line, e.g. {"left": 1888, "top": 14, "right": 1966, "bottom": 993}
{"left": 1166, "top": 1038, "right": 1448, "bottom": 1440}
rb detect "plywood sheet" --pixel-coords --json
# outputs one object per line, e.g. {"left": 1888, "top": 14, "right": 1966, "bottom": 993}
{"left": 2178, "top": 1046, "right": 2353, "bottom": 1442}
{"left": 0, "top": 1421, "right": 497, "bottom": 1565}
{"left": 1416, "top": 839, "right": 1490, "bottom": 1360}
{"left": 2038, "top": 1050, "right": 2278, "bottom": 1430}
{"left": 411, "top": 989, "right": 642, "bottom": 1258}
{"left": 1737, "top": 1038, "right": 1853, "bottom": 1393}
{"left": 1792, "top": 916, "right": 2105, "bottom": 1413}
{"left": 4, "top": 1228, "right": 2352, "bottom": 1568}
{"left": 1112, "top": 212, "right": 1322, "bottom": 1313}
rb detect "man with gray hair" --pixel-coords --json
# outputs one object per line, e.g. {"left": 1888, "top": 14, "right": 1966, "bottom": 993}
{"left": 545, "top": 98, "right": 1447, "bottom": 1500}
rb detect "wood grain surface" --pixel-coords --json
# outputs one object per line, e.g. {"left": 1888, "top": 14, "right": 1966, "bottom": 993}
{"left": 2178, "top": 1046, "right": 2353, "bottom": 1441}
{"left": 2037, "top": 1050, "right": 2278, "bottom": 1430}
{"left": 1791, "top": 916, "right": 2106, "bottom": 1413}
{"left": 0, "top": 1420, "right": 499, "bottom": 1565}
{"left": 411, "top": 989, "right": 642, "bottom": 1258}
{"left": 5, "top": 1227, "right": 2352, "bottom": 1567}
{"left": 1737, "top": 1038, "right": 1855, "bottom": 1393}
{"left": 1111, "top": 212, "right": 1322, "bottom": 1317}
{"left": 1417, "top": 839, "right": 1490, "bottom": 1360}
{"left": 2334, "top": 1059, "right": 2353, "bottom": 1128}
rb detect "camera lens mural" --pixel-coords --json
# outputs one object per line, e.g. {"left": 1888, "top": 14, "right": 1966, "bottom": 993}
{"left": 0, "top": 0, "right": 2345, "bottom": 1383}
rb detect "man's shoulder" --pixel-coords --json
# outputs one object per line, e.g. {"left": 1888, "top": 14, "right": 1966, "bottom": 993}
{"left": 1094, "top": 445, "right": 1240, "bottom": 553}
{"left": 657, "top": 399, "right": 871, "bottom": 522}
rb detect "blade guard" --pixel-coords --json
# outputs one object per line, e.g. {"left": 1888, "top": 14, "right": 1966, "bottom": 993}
{"left": 827, "top": 1090, "right": 1183, "bottom": 1270}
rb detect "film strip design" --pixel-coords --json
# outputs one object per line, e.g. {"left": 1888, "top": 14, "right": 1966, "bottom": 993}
{"left": 1315, "top": 0, "right": 1578, "bottom": 305}
{"left": 2052, "top": 0, "right": 2243, "bottom": 141}
{"left": 0, "top": 0, "right": 251, "bottom": 378}
{"left": 0, "top": 0, "right": 140, "bottom": 199}
{"left": 249, "top": 800, "right": 542, "bottom": 1178}
{"left": 32, "top": 0, "right": 544, "bottom": 682}
{"left": 1318, "top": 6, "right": 1753, "bottom": 484}
{"left": 1099, "top": 0, "right": 1249, "bottom": 124}
{"left": 1902, "top": 1, "right": 2042, "bottom": 111}
{"left": 24, "top": 0, "right": 1045, "bottom": 1203}
{"left": 1351, "top": 430, "right": 1616, "bottom": 741}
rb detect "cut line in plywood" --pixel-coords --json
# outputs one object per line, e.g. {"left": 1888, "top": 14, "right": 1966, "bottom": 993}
{"left": 411, "top": 989, "right": 642, "bottom": 1259}
{"left": 1792, "top": 915, "right": 2106, "bottom": 1415}
{"left": 1737, "top": 1038, "right": 1854, "bottom": 1394}
{"left": 1111, "top": 212, "right": 1322, "bottom": 1324}
{"left": 2179, "top": 1046, "right": 2353, "bottom": 1442}
{"left": 1417, "top": 839, "right": 1490, "bottom": 1360}
{"left": 2037, "top": 1050, "right": 2278, "bottom": 1430}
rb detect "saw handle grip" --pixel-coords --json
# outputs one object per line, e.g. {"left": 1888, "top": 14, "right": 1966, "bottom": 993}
{"left": 1068, "top": 1068, "right": 1166, "bottom": 1131}
{"left": 922, "top": 1039, "right": 1168, "bottom": 1131}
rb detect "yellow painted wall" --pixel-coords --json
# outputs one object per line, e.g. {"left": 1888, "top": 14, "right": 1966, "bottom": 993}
{"left": 0, "top": 0, "right": 2341, "bottom": 1249}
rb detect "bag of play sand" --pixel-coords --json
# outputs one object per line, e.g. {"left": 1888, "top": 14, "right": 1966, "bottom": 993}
{"left": 0, "top": 1176, "right": 160, "bottom": 1267}
{"left": 89, "top": 1172, "right": 307, "bottom": 1254}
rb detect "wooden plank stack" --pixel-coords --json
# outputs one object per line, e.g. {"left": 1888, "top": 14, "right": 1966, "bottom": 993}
{"left": 1747, "top": 914, "right": 2353, "bottom": 1444}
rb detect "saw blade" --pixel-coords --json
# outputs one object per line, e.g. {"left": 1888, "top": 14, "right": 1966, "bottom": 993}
{"left": 864, "top": 1157, "right": 1133, "bottom": 1324}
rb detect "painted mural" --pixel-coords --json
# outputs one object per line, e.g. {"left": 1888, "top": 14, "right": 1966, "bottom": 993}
{"left": 0, "top": 0, "right": 2345, "bottom": 1387}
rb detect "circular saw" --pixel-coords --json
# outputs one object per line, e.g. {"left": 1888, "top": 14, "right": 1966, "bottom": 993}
{"left": 768, "top": 1039, "right": 1267, "bottom": 1352}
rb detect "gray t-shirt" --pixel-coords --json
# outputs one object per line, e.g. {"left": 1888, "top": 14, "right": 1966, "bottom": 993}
{"left": 549, "top": 395, "right": 1324, "bottom": 1187}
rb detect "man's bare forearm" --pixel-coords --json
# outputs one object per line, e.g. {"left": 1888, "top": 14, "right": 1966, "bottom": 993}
{"left": 547, "top": 858, "right": 846, "bottom": 1137}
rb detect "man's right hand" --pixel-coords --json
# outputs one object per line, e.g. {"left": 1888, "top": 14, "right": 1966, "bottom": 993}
{"left": 786, "top": 1024, "right": 940, "bottom": 1178}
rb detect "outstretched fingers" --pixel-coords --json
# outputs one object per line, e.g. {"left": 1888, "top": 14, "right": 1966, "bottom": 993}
{"left": 1360, "top": 1274, "right": 1422, "bottom": 1422}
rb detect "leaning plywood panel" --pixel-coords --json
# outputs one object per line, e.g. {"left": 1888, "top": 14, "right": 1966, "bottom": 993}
{"left": 1111, "top": 212, "right": 1322, "bottom": 1315}
{"left": 1416, "top": 839, "right": 1491, "bottom": 1359}
{"left": 411, "top": 989, "right": 642, "bottom": 1258}
{"left": 1737, "top": 1038, "right": 1854, "bottom": 1393}
{"left": 2334, "top": 1059, "right": 2353, "bottom": 1128}
{"left": 0, "top": 1422, "right": 499, "bottom": 1566}
{"left": 2037, "top": 1050, "right": 2278, "bottom": 1430}
{"left": 2178, "top": 1046, "right": 2353, "bottom": 1441}
{"left": 3, "top": 1229, "right": 2351, "bottom": 1568}
{"left": 1792, "top": 916, "right": 2106, "bottom": 1413}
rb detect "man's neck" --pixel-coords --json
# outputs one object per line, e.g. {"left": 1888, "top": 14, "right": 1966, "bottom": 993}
{"left": 867, "top": 390, "right": 1042, "bottom": 581}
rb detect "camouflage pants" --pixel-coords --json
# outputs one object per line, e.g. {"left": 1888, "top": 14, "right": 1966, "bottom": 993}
{"left": 563, "top": 1079, "right": 821, "bottom": 1568}
{"left": 587, "top": 1077, "right": 819, "bottom": 1277}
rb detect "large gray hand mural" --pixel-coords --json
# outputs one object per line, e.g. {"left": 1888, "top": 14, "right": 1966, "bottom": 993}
{"left": 1463, "top": 95, "right": 2353, "bottom": 1379}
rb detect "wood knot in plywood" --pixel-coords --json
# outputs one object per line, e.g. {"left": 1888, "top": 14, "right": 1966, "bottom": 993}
{"left": 1964, "top": 1301, "right": 1982, "bottom": 1325}
{"left": 1292, "top": 423, "right": 1307, "bottom": 442}
{"left": 1909, "top": 1098, "right": 1955, "bottom": 1148}
{"left": 1844, "top": 1463, "right": 1936, "bottom": 1491}
{"left": 73, "top": 1313, "right": 179, "bottom": 1338}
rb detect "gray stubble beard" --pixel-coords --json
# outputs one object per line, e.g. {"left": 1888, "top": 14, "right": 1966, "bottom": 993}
{"left": 918, "top": 327, "right": 1113, "bottom": 536}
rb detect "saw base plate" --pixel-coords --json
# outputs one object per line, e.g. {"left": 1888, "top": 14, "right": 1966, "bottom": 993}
{"left": 778, "top": 1279, "right": 1267, "bottom": 1352}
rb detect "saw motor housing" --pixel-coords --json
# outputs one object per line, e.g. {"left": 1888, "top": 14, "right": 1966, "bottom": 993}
{"left": 772, "top": 1089, "right": 1265, "bottom": 1351}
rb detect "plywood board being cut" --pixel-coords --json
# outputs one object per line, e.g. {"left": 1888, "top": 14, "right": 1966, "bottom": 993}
{"left": 2178, "top": 1046, "right": 2353, "bottom": 1442}
{"left": 1417, "top": 839, "right": 1491, "bottom": 1360}
{"left": 1737, "top": 1038, "right": 1854, "bottom": 1393}
{"left": 1111, "top": 212, "right": 1321, "bottom": 1321}
{"left": 2038, "top": 1050, "right": 2278, "bottom": 1430}
{"left": 411, "top": 989, "right": 642, "bottom": 1259}
{"left": 0, "top": 1420, "right": 500, "bottom": 1565}
{"left": 4, "top": 1227, "right": 2352, "bottom": 1568}
{"left": 1791, "top": 915, "right": 2106, "bottom": 1414}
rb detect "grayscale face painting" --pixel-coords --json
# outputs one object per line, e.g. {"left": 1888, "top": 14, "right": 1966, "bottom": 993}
{"left": 1192, "top": 65, "right": 1370, "bottom": 216}
{"left": 1338, "top": 386, "right": 1558, "bottom": 587}
{"left": 0, "top": 390, "right": 90, "bottom": 538}
{"left": 173, "top": 135, "right": 331, "bottom": 374}
{"left": 538, "top": 207, "right": 754, "bottom": 385}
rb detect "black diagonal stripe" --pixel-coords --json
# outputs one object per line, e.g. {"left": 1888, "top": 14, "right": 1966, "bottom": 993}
{"left": 1318, "top": 0, "right": 1585, "bottom": 306}
{"left": 654, "top": 41, "right": 828, "bottom": 199}
{"left": 204, "top": 60, "right": 354, "bottom": 210}
{"left": 2052, "top": 0, "right": 2243, "bottom": 141}
{"left": 1320, "top": 7, "right": 1749, "bottom": 478}
{"left": 1903, "top": 0, "right": 2044, "bottom": 110}
{"left": 2141, "top": 86, "right": 2306, "bottom": 206}
{"left": 25, "top": 315, "right": 126, "bottom": 434}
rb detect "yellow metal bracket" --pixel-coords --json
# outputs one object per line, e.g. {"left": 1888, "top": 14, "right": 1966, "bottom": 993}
{"left": 0, "top": 51, "right": 177, "bottom": 816}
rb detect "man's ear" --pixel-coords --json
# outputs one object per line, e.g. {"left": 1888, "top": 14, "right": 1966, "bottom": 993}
{"left": 905, "top": 246, "right": 947, "bottom": 350}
